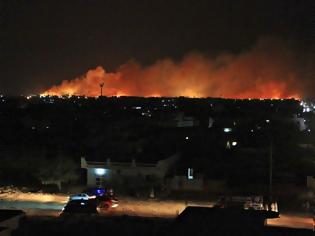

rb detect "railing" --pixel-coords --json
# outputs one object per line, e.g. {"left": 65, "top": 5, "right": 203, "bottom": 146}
{"left": 86, "top": 161, "right": 156, "bottom": 168}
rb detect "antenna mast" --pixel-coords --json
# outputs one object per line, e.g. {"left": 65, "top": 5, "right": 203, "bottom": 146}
{"left": 100, "top": 82, "right": 104, "bottom": 97}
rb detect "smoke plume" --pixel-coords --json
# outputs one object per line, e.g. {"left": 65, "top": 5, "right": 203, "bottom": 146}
{"left": 43, "top": 38, "right": 313, "bottom": 99}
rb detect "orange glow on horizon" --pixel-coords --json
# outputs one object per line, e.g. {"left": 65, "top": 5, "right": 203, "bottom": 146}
{"left": 42, "top": 38, "right": 305, "bottom": 100}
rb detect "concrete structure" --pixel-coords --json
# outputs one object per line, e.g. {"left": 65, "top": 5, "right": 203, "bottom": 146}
{"left": 292, "top": 114, "right": 307, "bottom": 131}
{"left": 0, "top": 210, "right": 25, "bottom": 236}
{"left": 175, "top": 113, "right": 199, "bottom": 127}
{"left": 169, "top": 175, "right": 204, "bottom": 191}
{"left": 81, "top": 154, "right": 179, "bottom": 187}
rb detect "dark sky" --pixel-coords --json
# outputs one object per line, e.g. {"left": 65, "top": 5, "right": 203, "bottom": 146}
{"left": 0, "top": 0, "right": 314, "bottom": 95}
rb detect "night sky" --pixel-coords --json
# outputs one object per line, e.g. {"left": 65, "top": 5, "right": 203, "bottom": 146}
{"left": 0, "top": 0, "right": 314, "bottom": 95}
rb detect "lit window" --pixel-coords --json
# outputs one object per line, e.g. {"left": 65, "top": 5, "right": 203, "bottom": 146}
{"left": 188, "top": 168, "right": 194, "bottom": 180}
{"left": 94, "top": 168, "right": 107, "bottom": 176}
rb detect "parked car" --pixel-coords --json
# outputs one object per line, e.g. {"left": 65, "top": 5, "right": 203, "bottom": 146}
{"left": 85, "top": 187, "right": 106, "bottom": 198}
{"left": 69, "top": 193, "right": 95, "bottom": 201}
{"left": 97, "top": 194, "right": 119, "bottom": 209}
{"left": 60, "top": 199, "right": 98, "bottom": 216}
{"left": 214, "top": 196, "right": 265, "bottom": 210}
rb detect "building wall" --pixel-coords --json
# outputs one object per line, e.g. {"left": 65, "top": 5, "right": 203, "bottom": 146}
{"left": 86, "top": 166, "right": 165, "bottom": 187}
{"left": 307, "top": 176, "right": 315, "bottom": 190}
{"left": 82, "top": 154, "right": 180, "bottom": 187}
{"left": 0, "top": 212, "right": 25, "bottom": 236}
{"left": 169, "top": 176, "right": 204, "bottom": 191}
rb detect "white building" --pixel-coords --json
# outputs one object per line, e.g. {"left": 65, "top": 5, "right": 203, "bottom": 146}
{"left": 292, "top": 114, "right": 307, "bottom": 131}
{"left": 81, "top": 154, "right": 179, "bottom": 187}
{"left": 175, "top": 113, "right": 199, "bottom": 127}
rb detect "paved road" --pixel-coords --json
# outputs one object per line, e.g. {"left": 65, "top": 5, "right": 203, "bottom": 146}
{"left": 268, "top": 213, "right": 314, "bottom": 230}
{"left": 0, "top": 199, "right": 313, "bottom": 230}
{"left": 0, "top": 200, "right": 64, "bottom": 211}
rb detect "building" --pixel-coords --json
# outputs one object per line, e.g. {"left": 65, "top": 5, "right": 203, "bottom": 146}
{"left": 175, "top": 113, "right": 199, "bottom": 127}
{"left": 168, "top": 175, "right": 204, "bottom": 191}
{"left": 159, "top": 112, "right": 199, "bottom": 128}
{"left": 81, "top": 153, "right": 179, "bottom": 187}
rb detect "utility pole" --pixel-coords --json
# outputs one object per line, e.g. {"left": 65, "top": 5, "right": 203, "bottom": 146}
{"left": 100, "top": 82, "right": 104, "bottom": 97}
{"left": 269, "top": 139, "right": 273, "bottom": 203}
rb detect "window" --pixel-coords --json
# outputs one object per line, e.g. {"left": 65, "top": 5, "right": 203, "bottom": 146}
{"left": 96, "top": 177, "right": 104, "bottom": 186}
{"left": 188, "top": 168, "right": 194, "bottom": 180}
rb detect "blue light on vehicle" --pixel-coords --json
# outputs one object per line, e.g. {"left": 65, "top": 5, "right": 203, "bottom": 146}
{"left": 93, "top": 187, "right": 106, "bottom": 196}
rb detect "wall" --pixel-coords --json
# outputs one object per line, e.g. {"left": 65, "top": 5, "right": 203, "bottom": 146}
{"left": 169, "top": 176, "right": 204, "bottom": 191}
{"left": 0, "top": 212, "right": 25, "bottom": 236}
{"left": 306, "top": 176, "right": 315, "bottom": 190}
{"left": 82, "top": 154, "right": 179, "bottom": 187}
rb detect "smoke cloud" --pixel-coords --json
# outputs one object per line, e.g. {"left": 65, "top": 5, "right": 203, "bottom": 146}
{"left": 43, "top": 38, "right": 313, "bottom": 99}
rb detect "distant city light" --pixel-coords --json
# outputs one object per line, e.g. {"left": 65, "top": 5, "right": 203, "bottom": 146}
{"left": 232, "top": 141, "right": 237, "bottom": 146}
{"left": 300, "top": 101, "right": 314, "bottom": 113}
{"left": 185, "top": 136, "right": 189, "bottom": 140}
{"left": 224, "top": 128, "right": 232, "bottom": 133}
{"left": 266, "top": 119, "right": 270, "bottom": 123}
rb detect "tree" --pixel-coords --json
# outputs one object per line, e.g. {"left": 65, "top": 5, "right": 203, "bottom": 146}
{"left": 35, "top": 154, "right": 79, "bottom": 190}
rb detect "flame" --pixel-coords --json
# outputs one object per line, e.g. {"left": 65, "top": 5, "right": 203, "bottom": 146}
{"left": 42, "top": 38, "right": 307, "bottom": 99}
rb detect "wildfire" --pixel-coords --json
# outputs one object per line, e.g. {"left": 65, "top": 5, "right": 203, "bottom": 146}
{"left": 42, "top": 38, "right": 305, "bottom": 99}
